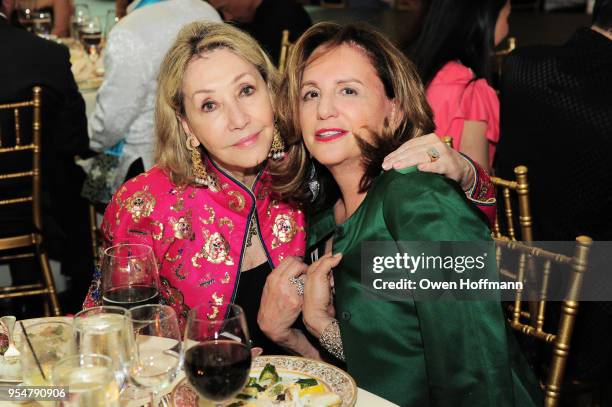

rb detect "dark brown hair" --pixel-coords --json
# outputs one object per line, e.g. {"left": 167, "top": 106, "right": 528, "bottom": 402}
{"left": 274, "top": 22, "right": 434, "bottom": 204}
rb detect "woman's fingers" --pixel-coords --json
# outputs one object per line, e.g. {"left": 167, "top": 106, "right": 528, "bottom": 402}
{"left": 308, "top": 253, "right": 343, "bottom": 276}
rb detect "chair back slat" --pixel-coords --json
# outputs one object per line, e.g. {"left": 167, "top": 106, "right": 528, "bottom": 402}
{"left": 0, "top": 87, "right": 42, "bottom": 230}
{"left": 491, "top": 165, "right": 533, "bottom": 241}
{"left": 495, "top": 236, "right": 592, "bottom": 407}
{"left": 279, "top": 29, "right": 292, "bottom": 73}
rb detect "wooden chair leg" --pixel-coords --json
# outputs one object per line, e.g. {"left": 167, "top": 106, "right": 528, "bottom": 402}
{"left": 38, "top": 251, "right": 61, "bottom": 316}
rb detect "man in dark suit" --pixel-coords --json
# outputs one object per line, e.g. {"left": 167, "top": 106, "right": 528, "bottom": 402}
{"left": 496, "top": 0, "right": 612, "bottom": 387}
{"left": 208, "top": 0, "right": 312, "bottom": 63}
{"left": 0, "top": 0, "right": 93, "bottom": 314}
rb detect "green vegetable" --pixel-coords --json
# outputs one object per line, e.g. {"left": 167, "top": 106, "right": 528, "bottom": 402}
{"left": 245, "top": 380, "right": 265, "bottom": 392}
{"left": 295, "top": 378, "right": 319, "bottom": 389}
{"left": 269, "top": 383, "right": 284, "bottom": 396}
{"left": 241, "top": 386, "right": 259, "bottom": 398}
{"left": 258, "top": 363, "right": 280, "bottom": 384}
{"left": 236, "top": 393, "right": 252, "bottom": 400}
{"left": 227, "top": 402, "right": 244, "bottom": 407}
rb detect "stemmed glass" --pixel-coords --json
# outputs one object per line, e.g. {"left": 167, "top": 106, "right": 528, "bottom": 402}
{"left": 73, "top": 306, "right": 134, "bottom": 388}
{"left": 15, "top": 0, "right": 36, "bottom": 32}
{"left": 71, "top": 3, "right": 90, "bottom": 41}
{"left": 182, "top": 304, "right": 252, "bottom": 407}
{"left": 104, "top": 10, "right": 119, "bottom": 40}
{"left": 32, "top": 10, "right": 52, "bottom": 38}
{"left": 101, "top": 243, "right": 160, "bottom": 309}
{"left": 51, "top": 354, "right": 120, "bottom": 407}
{"left": 128, "top": 305, "right": 182, "bottom": 406}
{"left": 79, "top": 16, "right": 103, "bottom": 62}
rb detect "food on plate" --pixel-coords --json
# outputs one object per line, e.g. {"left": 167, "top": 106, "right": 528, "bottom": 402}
{"left": 228, "top": 363, "right": 342, "bottom": 407}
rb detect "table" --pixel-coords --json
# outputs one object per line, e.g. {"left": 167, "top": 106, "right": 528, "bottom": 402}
{"left": 3, "top": 317, "right": 398, "bottom": 407}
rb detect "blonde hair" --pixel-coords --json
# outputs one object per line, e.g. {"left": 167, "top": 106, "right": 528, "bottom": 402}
{"left": 155, "top": 21, "right": 280, "bottom": 186}
{"left": 275, "top": 22, "right": 434, "bottom": 202}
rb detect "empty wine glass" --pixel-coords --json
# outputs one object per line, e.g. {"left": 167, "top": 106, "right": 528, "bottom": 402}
{"left": 182, "top": 304, "right": 252, "bottom": 407}
{"left": 128, "top": 305, "right": 181, "bottom": 406}
{"left": 73, "top": 306, "right": 134, "bottom": 388}
{"left": 104, "top": 9, "right": 119, "bottom": 39}
{"left": 101, "top": 244, "right": 160, "bottom": 309}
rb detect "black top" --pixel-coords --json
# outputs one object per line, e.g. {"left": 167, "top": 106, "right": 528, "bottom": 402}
{"left": 0, "top": 18, "right": 93, "bottom": 289}
{"left": 497, "top": 28, "right": 612, "bottom": 241}
{"left": 238, "top": 0, "right": 312, "bottom": 64}
{"left": 234, "top": 262, "right": 289, "bottom": 355}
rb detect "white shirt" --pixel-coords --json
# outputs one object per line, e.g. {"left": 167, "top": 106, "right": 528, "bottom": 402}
{"left": 88, "top": 0, "right": 220, "bottom": 192}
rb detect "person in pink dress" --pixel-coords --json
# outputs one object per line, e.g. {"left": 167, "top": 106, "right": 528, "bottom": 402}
{"left": 411, "top": 0, "right": 511, "bottom": 171}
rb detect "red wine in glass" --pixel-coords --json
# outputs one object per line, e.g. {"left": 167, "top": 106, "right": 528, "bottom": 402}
{"left": 184, "top": 340, "right": 251, "bottom": 402}
{"left": 102, "top": 285, "right": 159, "bottom": 308}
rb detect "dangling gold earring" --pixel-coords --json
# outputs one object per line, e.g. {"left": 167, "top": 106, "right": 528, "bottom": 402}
{"left": 268, "top": 123, "right": 286, "bottom": 161}
{"left": 185, "top": 136, "right": 209, "bottom": 186}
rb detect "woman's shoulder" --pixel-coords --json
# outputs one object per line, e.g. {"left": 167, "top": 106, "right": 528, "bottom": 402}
{"left": 104, "top": 166, "right": 184, "bottom": 218}
{"left": 430, "top": 61, "right": 474, "bottom": 85}
{"left": 376, "top": 168, "right": 459, "bottom": 200}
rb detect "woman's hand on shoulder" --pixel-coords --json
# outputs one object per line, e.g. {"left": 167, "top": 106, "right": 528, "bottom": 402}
{"left": 382, "top": 133, "right": 475, "bottom": 191}
{"left": 303, "top": 253, "right": 342, "bottom": 338}
{"left": 258, "top": 256, "right": 307, "bottom": 344}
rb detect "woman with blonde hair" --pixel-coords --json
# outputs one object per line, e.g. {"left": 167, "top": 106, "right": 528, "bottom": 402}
{"left": 282, "top": 23, "right": 540, "bottom": 405}
{"left": 83, "top": 21, "right": 494, "bottom": 357}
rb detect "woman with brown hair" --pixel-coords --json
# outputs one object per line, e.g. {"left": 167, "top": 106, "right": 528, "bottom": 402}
{"left": 83, "top": 21, "right": 494, "bottom": 359}
{"left": 279, "top": 22, "right": 540, "bottom": 406}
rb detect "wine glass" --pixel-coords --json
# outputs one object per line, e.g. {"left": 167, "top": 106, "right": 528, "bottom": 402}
{"left": 51, "top": 354, "right": 120, "bottom": 407}
{"left": 15, "top": 0, "right": 36, "bottom": 32}
{"left": 101, "top": 243, "right": 160, "bottom": 309}
{"left": 79, "top": 16, "right": 103, "bottom": 61}
{"left": 71, "top": 3, "right": 90, "bottom": 41}
{"left": 32, "top": 10, "right": 52, "bottom": 38}
{"left": 182, "top": 304, "right": 252, "bottom": 407}
{"left": 73, "top": 306, "right": 134, "bottom": 388}
{"left": 128, "top": 305, "right": 181, "bottom": 406}
{"left": 104, "top": 10, "right": 119, "bottom": 39}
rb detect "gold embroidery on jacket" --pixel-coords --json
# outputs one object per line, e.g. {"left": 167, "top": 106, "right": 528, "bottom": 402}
{"left": 221, "top": 272, "right": 231, "bottom": 284}
{"left": 212, "top": 292, "right": 224, "bottom": 306}
{"left": 150, "top": 221, "right": 164, "bottom": 240}
{"left": 199, "top": 205, "right": 215, "bottom": 225}
{"left": 272, "top": 213, "right": 298, "bottom": 249}
{"left": 124, "top": 187, "right": 156, "bottom": 223}
{"left": 218, "top": 217, "right": 234, "bottom": 233}
{"left": 171, "top": 197, "right": 185, "bottom": 212}
{"left": 169, "top": 210, "right": 194, "bottom": 240}
{"left": 228, "top": 190, "right": 246, "bottom": 212}
{"left": 192, "top": 231, "right": 234, "bottom": 267}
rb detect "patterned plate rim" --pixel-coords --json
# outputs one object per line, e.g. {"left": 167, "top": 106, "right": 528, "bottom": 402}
{"left": 172, "top": 355, "right": 357, "bottom": 407}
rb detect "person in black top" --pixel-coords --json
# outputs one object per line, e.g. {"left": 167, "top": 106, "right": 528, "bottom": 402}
{"left": 208, "top": 0, "right": 312, "bottom": 63}
{"left": 0, "top": 0, "right": 93, "bottom": 315}
{"left": 496, "top": 0, "right": 612, "bottom": 385}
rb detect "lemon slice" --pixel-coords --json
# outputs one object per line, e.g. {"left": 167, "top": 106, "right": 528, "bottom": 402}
{"left": 299, "top": 383, "right": 326, "bottom": 397}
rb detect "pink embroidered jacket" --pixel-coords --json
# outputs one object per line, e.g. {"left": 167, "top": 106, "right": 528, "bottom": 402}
{"left": 83, "top": 160, "right": 306, "bottom": 329}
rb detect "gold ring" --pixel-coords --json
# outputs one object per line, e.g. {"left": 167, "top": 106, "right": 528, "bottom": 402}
{"left": 426, "top": 147, "right": 440, "bottom": 163}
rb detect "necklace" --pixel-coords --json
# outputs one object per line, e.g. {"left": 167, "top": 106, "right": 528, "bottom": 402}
{"left": 245, "top": 214, "right": 258, "bottom": 248}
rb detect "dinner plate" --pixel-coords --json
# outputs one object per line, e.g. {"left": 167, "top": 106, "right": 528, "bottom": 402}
{"left": 172, "top": 355, "right": 357, "bottom": 407}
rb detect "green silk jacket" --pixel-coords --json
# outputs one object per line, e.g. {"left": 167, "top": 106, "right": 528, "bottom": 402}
{"left": 306, "top": 169, "right": 540, "bottom": 407}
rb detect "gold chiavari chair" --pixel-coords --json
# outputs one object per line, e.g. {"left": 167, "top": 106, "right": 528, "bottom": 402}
{"left": 0, "top": 87, "right": 61, "bottom": 316}
{"left": 278, "top": 29, "right": 294, "bottom": 74}
{"left": 491, "top": 166, "right": 533, "bottom": 241}
{"left": 495, "top": 236, "right": 592, "bottom": 407}
{"left": 320, "top": 0, "right": 347, "bottom": 8}
{"left": 440, "top": 135, "right": 531, "bottom": 240}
